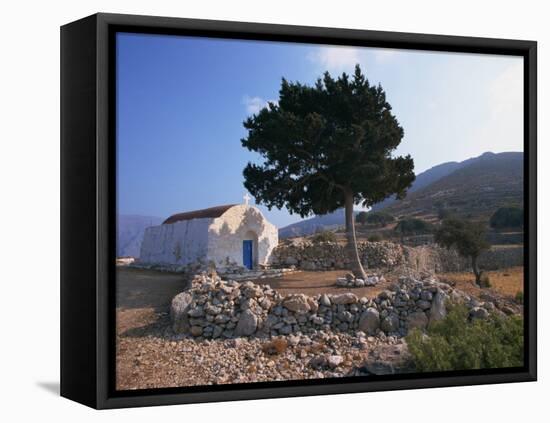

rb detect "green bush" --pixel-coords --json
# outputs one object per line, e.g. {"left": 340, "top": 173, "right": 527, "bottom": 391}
{"left": 368, "top": 234, "right": 383, "bottom": 242}
{"left": 311, "top": 230, "right": 337, "bottom": 243}
{"left": 406, "top": 304, "right": 523, "bottom": 372}
{"left": 490, "top": 207, "right": 524, "bottom": 229}
{"left": 394, "top": 218, "right": 433, "bottom": 235}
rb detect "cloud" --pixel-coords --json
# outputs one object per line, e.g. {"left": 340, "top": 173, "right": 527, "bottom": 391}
{"left": 308, "top": 46, "right": 400, "bottom": 73}
{"left": 307, "top": 46, "right": 361, "bottom": 73}
{"left": 242, "top": 95, "right": 277, "bottom": 115}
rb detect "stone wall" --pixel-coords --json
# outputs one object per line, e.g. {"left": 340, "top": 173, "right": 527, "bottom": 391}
{"left": 171, "top": 273, "right": 504, "bottom": 340}
{"left": 271, "top": 241, "right": 523, "bottom": 273}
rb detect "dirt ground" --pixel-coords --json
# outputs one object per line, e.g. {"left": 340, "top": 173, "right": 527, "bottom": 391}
{"left": 438, "top": 266, "right": 524, "bottom": 298}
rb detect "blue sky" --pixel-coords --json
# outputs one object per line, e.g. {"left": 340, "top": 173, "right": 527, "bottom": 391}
{"left": 116, "top": 32, "right": 523, "bottom": 228}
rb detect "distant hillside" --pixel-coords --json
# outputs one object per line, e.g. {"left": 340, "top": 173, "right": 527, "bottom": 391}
{"left": 117, "top": 214, "right": 162, "bottom": 257}
{"left": 370, "top": 152, "right": 505, "bottom": 211}
{"left": 278, "top": 209, "right": 352, "bottom": 238}
{"left": 278, "top": 152, "right": 523, "bottom": 238}
{"left": 381, "top": 152, "right": 523, "bottom": 221}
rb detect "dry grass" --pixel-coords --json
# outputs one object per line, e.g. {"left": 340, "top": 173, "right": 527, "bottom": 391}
{"left": 437, "top": 266, "right": 524, "bottom": 298}
{"left": 262, "top": 338, "right": 289, "bottom": 355}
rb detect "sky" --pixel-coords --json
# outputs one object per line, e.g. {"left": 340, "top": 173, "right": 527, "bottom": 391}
{"left": 116, "top": 32, "right": 523, "bottom": 228}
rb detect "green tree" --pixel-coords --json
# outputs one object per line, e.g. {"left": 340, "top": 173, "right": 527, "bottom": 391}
{"left": 355, "top": 211, "right": 369, "bottom": 226}
{"left": 365, "top": 211, "right": 395, "bottom": 227}
{"left": 394, "top": 218, "right": 432, "bottom": 242}
{"left": 490, "top": 207, "right": 524, "bottom": 229}
{"left": 435, "top": 218, "right": 490, "bottom": 286}
{"left": 241, "top": 65, "right": 415, "bottom": 278}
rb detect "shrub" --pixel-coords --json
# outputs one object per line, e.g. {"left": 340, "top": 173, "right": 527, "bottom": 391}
{"left": 368, "top": 234, "right": 383, "bottom": 242}
{"left": 394, "top": 218, "right": 433, "bottom": 235}
{"left": 311, "top": 230, "right": 337, "bottom": 243}
{"left": 406, "top": 305, "right": 524, "bottom": 372}
{"left": 262, "top": 338, "right": 288, "bottom": 355}
{"left": 490, "top": 207, "right": 524, "bottom": 229}
{"left": 364, "top": 212, "right": 395, "bottom": 227}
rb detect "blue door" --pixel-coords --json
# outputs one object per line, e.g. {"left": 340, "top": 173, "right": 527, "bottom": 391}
{"left": 243, "top": 240, "right": 253, "bottom": 270}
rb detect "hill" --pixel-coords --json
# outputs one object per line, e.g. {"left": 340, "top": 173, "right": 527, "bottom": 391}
{"left": 278, "top": 209, "right": 351, "bottom": 238}
{"left": 278, "top": 152, "right": 523, "bottom": 238}
{"left": 381, "top": 152, "right": 523, "bottom": 221}
{"left": 117, "top": 214, "right": 163, "bottom": 257}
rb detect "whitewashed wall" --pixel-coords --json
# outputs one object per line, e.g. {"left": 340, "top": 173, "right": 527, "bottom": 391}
{"left": 139, "top": 218, "right": 212, "bottom": 265}
{"left": 207, "top": 205, "right": 278, "bottom": 269}
{"left": 139, "top": 205, "right": 278, "bottom": 269}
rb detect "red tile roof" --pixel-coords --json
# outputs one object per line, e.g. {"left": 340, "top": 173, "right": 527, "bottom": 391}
{"left": 162, "top": 204, "right": 237, "bottom": 225}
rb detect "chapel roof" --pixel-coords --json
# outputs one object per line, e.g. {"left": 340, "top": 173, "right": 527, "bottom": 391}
{"left": 162, "top": 204, "right": 238, "bottom": 225}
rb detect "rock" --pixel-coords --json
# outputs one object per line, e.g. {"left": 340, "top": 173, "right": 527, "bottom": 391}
{"left": 381, "top": 314, "right": 400, "bottom": 333}
{"left": 470, "top": 307, "right": 489, "bottom": 320}
{"left": 235, "top": 309, "right": 258, "bottom": 336}
{"left": 407, "top": 311, "right": 428, "bottom": 330}
{"left": 309, "top": 356, "right": 326, "bottom": 369}
{"left": 320, "top": 294, "right": 331, "bottom": 307}
{"left": 336, "top": 278, "right": 348, "bottom": 287}
{"left": 190, "top": 325, "right": 203, "bottom": 336}
{"left": 327, "top": 355, "right": 343, "bottom": 368}
{"left": 358, "top": 308, "right": 380, "bottom": 335}
{"left": 331, "top": 293, "right": 359, "bottom": 305}
{"left": 363, "top": 360, "right": 395, "bottom": 375}
{"left": 345, "top": 272, "right": 355, "bottom": 281}
{"left": 282, "top": 294, "right": 311, "bottom": 313}
{"left": 171, "top": 292, "right": 193, "bottom": 334}
{"left": 416, "top": 300, "right": 431, "bottom": 310}
{"left": 429, "top": 290, "right": 447, "bottom": 323}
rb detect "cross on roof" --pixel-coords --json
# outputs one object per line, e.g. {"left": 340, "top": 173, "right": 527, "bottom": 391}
{"left": 243, "top": 192, "right": 251, "bottom": 206}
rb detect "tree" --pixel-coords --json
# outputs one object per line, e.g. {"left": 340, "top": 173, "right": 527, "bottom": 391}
{"left": 490, "top": 207, "right": 524, "bottom": 229}
{"left": 394, "top": 218, "right": 432, "bottom": 242}
{"left": 355, "top": 211, "right": 368, "bottom": 226}
{"left": 241, "top": 65, "right": 415, "bottom": 279}
{"left": 365, "top": 211, "right": 395, "bottom": 227}
{"left": 434, "top": 218, "right": 490, "bottom": 286}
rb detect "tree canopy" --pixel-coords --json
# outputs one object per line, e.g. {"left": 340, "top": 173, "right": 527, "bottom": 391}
{"left": 241, "top": 64, "right": 415, "bottom": 278}
{"left": 434, "top": 218, "right": 490, "bottom": 285}
{"left": 241, "top": 65, "right": 415, "bottom": 218}
{"left": 490, "top": 207, "right": 524, "bottom": 229}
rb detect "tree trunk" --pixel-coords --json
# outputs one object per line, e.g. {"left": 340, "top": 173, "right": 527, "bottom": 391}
{"left": 344, "top": 190, "right": 367, "bottom": 279}
{"left": 471, "top": 255, "right": 483, "bottom": 286}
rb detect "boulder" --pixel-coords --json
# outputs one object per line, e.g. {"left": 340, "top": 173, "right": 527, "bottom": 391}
{"left": 429, "top": 290, "right": 447, "bottom": 323}
{"left": 235, "top": 309, "right": 258, "bottom": 336}
{"left": 470, "top": 307, "right": 489, "bottom": 320}
{"left": 358, "top": 307, "right": 380, "bottom": 335}
{"left": 331, "top": 292, "right": 359, "bottom": 305}
{"left": 407, "top": 311, "right": 428, "bottom": 330}
{"left": 282, "top": 294, "right": 311, "bottom": 313}
{"left": 381, "top": 314, "right": 400, "bottom": 333}
{"left": 171, "top": 292, "right": 193, "bottom": 334}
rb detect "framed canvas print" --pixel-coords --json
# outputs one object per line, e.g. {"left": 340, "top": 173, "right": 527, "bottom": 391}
{"left": 60, "top": 13, "right": 537, "bottom": 409}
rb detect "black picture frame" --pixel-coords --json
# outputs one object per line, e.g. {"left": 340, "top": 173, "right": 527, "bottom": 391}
{"left": 60, "top": 12, "right": 537, "bottom": 409}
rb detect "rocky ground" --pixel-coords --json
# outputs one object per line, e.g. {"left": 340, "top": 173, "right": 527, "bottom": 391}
{"left": 116, "top": 266, "right": 522, "bottom": 390}
{"left": 117, "top": 322, "right": 409, "bottom": 390}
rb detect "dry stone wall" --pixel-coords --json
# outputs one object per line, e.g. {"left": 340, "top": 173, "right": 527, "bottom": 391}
{"left": 171, "top": 273, "right": 499, "bottom": 340}
{"left": 271, "top": 241, "right": 523, "bottom": 273}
